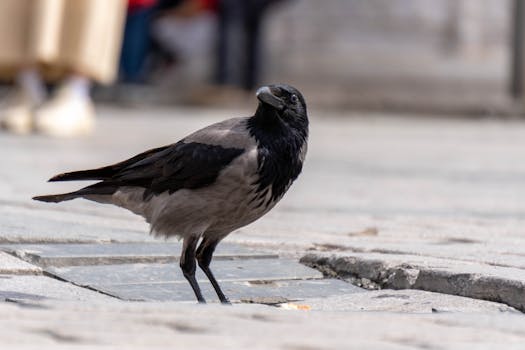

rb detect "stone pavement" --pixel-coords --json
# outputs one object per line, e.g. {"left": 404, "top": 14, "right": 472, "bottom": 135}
{"left": 1, "top": 105, "right": 525, "bottom": 348}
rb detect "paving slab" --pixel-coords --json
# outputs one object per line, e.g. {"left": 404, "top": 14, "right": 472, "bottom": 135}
{"left": 94, "top": 278, "right": 361, "bottom": 302}
{"left": 0, "top": 275, "right": 117, "bottom": 303}
{"left": 0, "top": 204, "right": 152, "bottom": 244}
{"left": 301, "top": 252, "right": 525, "bottom": 312}
{"left": 304, "top": 289, "right": 519, "bottom": 313}
{"left": 0, "top": 252, "right": 42, "bottom": 275}
{"left": 0, "top": 242, "right": 277, "bottom": 267}
{"left": 46, "top": 259, "right": 323, "bottom": 286}
{"left": 2, "top": 301, "right": 525, "bottom": 349}
{"left": 1, "top": 242, "right": 361, "bottom": 304}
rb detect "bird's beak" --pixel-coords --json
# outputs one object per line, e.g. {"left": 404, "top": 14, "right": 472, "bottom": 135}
{"left": 256, "top": 86, "right": 284, "bottom": 110}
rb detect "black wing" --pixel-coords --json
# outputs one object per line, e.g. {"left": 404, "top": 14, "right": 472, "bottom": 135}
{"left": 40, "top": 141, "right": 245, "bottom": 202}
{"left": 112, "top": 141, "right": 245, "bottom": 199}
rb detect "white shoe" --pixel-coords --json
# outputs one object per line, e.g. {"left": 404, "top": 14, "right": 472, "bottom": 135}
{"left": 35, "top": 87, "right": 95, "bottom": 138}
{"left": 0, "top": 90, "right": 35, "bottom": 135}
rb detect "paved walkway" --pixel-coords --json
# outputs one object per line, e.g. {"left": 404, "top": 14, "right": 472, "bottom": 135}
{"left": 1, "top": 106, "right": 525, "bottom": 348}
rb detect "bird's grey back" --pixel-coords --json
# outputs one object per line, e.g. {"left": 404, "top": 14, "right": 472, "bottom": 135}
{"left": 183, "top": 117, "right": 257, "bottom": 150}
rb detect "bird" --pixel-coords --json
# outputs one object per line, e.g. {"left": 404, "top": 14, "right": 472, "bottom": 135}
{"left": 33, "top": 84, "right": 309, "bottom": 304}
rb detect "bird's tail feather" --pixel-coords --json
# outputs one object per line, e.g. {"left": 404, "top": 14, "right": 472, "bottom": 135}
{"left": 33, "top": 192, "right": 83, "bottom": 203}
{"left": 49, "top": 167, "right": 115, "bottom": 182}
{"left": 33, "top": 182, "right": 118, "bottom": 203}
{"left": 48, "top": 145, "right": 172, "bottom": 182}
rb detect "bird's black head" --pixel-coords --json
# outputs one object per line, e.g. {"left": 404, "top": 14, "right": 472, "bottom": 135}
{"left": 250, "top": 84, "right": 308, "bottom": 203}
{"left": 255, "top": 84, "right": 308, "bottom": 136}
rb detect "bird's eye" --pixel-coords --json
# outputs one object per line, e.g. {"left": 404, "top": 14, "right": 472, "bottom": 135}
{"left": 290, "top": 94, "right": 298, "bottom": 103}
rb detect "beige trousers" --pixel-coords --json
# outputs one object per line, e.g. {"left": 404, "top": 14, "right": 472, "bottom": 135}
{"left": 0, "top": 0, "right": 126, "bottom": 84}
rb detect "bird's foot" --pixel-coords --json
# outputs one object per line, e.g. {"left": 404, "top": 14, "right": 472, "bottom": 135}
{"left": 220, "top": 297, "right": 231, "bottom": 305}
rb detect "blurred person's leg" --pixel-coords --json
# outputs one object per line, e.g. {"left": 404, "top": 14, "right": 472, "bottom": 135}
{"left": 120, "top": 5, "right": 158, "bottom": 83}
{"left": 0, "top": 0, "right": 48, "bottom": 134}
{"left": 0, "top": 67, "right": 46, "bottom": 134}
{"left": 34, "top": 0, "right": 126, "bottom": 137}
{"left": 216, "top": 0, "right": 277, "bottom": 91}
{"left": 35, "top": 74, "right": 95, "bottom": 138}
{"left": 0, "top": 0, "right": 126, "bottom": 137}
{"left": 243, "top": 0, "right": 280, "bottom": 90}
{"left": 216, "top": 0, "right": 246, "bottom": 87}
{"left": 243, "top": 1, "right": 262, "bottom": 91}
{"left": 53, "top": 0, "right": 127, "bottom": 84}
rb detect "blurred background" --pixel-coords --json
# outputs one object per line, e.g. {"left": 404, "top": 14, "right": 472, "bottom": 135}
{"left": 118, "top": 0, "right": 517, "bottom": 113}
{"left": 109, "top": 0, "right": 519, "bottom": 114}
{"left": 0, "top": 0, "right": 523, "bottom": 132}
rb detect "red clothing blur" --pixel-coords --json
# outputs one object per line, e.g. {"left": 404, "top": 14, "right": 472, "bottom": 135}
{"left": 199, "top": 0, "right": 218, "bottom": 11}
{"left": 128, "top": 0, "right": 158, "bottom": 12}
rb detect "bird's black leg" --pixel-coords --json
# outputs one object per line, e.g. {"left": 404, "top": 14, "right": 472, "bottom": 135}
{"left": 196, "top": 237, "right": 230, "bottom": 304}
{"left": 180, "top": 236, "right": 206, "bottom": 303}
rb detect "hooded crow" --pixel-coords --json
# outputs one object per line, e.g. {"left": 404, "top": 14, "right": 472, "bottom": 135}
{"left": 33, "top": 84, "right": 308, "bottom": 304}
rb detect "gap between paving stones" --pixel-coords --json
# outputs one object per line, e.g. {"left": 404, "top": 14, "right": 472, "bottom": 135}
{"left": 0, "top": 243, "right": 279, "bottom": 267}
{"left": 7, "top": 251, "right": 278, "bottom": 268}
{"left": 300, "top": 252, "right": 525, "bottom": 313}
